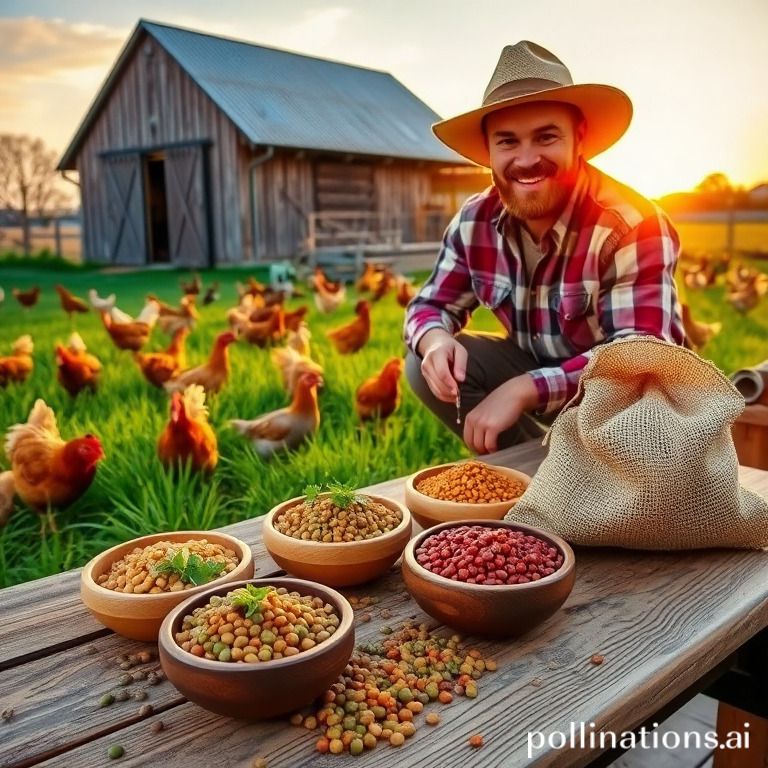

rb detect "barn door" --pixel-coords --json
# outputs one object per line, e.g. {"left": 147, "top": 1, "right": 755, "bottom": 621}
{"left": 164, "top": 144, "right": 211, "bottom": 268}
{"left": 103, "top": 153, "right": 146, "bottom": 264}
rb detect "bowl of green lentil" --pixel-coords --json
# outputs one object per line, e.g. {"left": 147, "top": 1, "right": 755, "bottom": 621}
{"left": 80, "top": 531, "right": 255, "bottom": 641}
{"left": 262, "top": 489, "right": 412, "bottom": 587}
{"left": 157, "top": 578, "right": 355, "bottom": 719}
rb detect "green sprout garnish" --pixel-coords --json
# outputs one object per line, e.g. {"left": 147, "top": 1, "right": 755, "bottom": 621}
{"left": 303, "top": 483, "right": 323, "bottom": 504}
{"left": 229, "top": 584, "right": 274, "bottom": 618}
{"left": 152, "top": 547, "right": 226, "bottom": 586}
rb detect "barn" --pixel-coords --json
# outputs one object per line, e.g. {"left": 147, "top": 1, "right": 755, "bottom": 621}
{"left": 57, "top": 19, "right": 485, "bottom": 267}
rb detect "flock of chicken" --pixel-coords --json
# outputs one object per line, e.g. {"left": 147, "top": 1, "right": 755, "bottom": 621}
{"left": 0, "top": 264, "right": 419, "bottom": 530}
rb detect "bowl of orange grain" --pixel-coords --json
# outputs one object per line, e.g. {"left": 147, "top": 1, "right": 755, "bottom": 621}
{"left": 404, "top": 460, "right": 531, "bottom": 530}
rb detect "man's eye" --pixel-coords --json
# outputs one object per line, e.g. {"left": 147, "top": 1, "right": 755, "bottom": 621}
{"left": 538, "top": 134, "right": 558, "bottom": 143}
{"left": 498, "top": 138, "right": 518, "bottom": 146}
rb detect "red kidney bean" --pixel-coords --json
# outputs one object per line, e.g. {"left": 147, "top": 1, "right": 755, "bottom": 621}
{"left": 415, "top": 525, "right": 564, "bottom": 585}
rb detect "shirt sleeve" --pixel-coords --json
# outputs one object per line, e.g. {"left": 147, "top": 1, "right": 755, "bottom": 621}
{"left": 527, "top": 211, "right": 686, "bottom": 414}
{"left": 403, "top": 209, "right": 480, "bottom": 354}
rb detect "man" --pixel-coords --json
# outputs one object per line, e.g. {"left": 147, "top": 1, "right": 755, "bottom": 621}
{"left": 405, "top": 40, "right": 686, "bottom": 454}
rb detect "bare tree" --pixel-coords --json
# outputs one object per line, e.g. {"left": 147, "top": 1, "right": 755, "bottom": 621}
{"left": 0, "top": 134, "right": 67, "bottom": 255}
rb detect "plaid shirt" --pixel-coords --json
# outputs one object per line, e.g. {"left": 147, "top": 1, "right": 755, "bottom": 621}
{"left": 404, "top": 160, "right": 686, "bottom": 414}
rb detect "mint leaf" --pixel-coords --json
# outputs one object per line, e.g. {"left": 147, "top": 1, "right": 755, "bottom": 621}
{"left": 230, "top": 585, "right": 273, "bottom": 618}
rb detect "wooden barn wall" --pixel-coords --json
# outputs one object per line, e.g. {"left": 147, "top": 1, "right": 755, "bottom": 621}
{"left": 76, "top": 32, "right": 244, "bottom": 264}
{"left": 373, "top": 163, "right": 434, "bottom": 241}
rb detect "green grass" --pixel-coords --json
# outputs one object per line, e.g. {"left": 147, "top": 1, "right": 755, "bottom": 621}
{"left": 1, "top": 259, "right": 767, "bottom": 588}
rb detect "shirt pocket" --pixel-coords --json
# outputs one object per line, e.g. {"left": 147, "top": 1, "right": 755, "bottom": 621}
{"left": 471, "top": 277, "right": 511, "bottom": 310}
{"left": 550, "top": 289, "right": 595, "bottom": 351}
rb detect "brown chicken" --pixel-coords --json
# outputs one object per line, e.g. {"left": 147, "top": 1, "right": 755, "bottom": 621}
{"left": 233, "top": 306, "right": 286, "bottom": 347}
{"left": 355, "top": 263, "right": 380, "bottom": 294}
{"left": 271, "top": 329, "right": 324, "bottom": 395}
{"left": 180, "top": 273, "right": 202, "bottom": 295}
{"left": 100, "top": 299, "right": 160, "bottom": 351}
{"left": 230, "top": 371, "right": 322, "bottom": 459}
{"left": 227, "top": 293, "right": 266, "bottom": 329}
{"left": 157, "top": 294, "right": 199, "bottom": 336}
{"left": 371, "top": 268, "right": 396, "bottom": 302}
{"left": 312, "top": 267, "right": 346, "bottom": 314}
{"left": 396, "top": 276, "right": 417, "bottom": 308}
{"left": 164, "top": 330, "right": 237, "bottom": 395}
{"left": 0, "top": 399, "right": 105, "bottom": 531}
{"left": 55, "top": 284, "right": 90, "bottom": 318}
{"left": 680, "top": 304, "right": 722, "bottom": 351}
{"left": 134, "top": 327, "right": 189, "bottom": 388}
{"left": 236, "top": 277, "right": 267, "bottom": 300}
{"left": 157, "top": 385, "right": 218, "bottom": 473}
{"left": 326, "top": 300, "right": 371, "bottom": 354}
{"left": 0, "top": 335, "right": 34, "bottom": 387}
{"left": 13, "top": 286, "right": 40, "bottom": 308}
{"left": 355, "top": 358, "right": 404, "bottom": 421}
{"left": 284, "top": 305, "right": 309, "bottom": 333}
{"left": 55, "top": 333, "right": 102, "bottom": 397}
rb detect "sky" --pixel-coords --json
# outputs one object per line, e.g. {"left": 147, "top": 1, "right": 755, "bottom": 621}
{"left": 1, "top": 0, "right": 766, "bottom": 199}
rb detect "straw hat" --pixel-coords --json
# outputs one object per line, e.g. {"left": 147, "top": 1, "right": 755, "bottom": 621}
{"left": 433, "top": 41, "right": 633, "bottom": 166}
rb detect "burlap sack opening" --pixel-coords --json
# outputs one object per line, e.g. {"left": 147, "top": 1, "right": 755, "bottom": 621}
{"left": 505, "top": 336, "right": 768, "bottom": 550}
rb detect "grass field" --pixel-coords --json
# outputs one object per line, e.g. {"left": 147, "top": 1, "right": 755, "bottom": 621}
{"left": 1, "top": 257, "right": 767, "bottom": 588}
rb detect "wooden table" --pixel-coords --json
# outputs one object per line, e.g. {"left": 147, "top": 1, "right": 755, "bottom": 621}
{"left": 3, "top": 440, "right": 768, "bottom": 768}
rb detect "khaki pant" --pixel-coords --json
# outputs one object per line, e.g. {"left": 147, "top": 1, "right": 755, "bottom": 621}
{"left": 405, "top": 332, "right": 555, "bottom": 449}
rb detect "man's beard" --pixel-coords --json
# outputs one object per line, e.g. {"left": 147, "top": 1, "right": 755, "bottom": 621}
{"left": 492, "top": 158, "right": 578, "bottom": 222}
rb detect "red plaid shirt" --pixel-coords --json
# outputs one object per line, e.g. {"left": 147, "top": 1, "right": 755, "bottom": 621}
{"left": 405, "top": 160, "right": 686, "bottom": 414}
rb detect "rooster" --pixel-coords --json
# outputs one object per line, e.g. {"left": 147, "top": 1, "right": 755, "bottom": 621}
{"left": 100, "top": 299, "right": 160, "bottom": 351}
{"left": 164, "top": 330, "right": 237, "bottom": 395}
{"left": 230, "top": 371, "right": 322, "bottom": 459}
{"left": 0, "top": 400, "right": 105, "bottom": 532}
{"left": 396, "top": 276, "right": 417, "bottom": 308}
{"left": 157, "top": 294, "right": 199, "bottom": 337}
{"left": 12, "top": 286, "right": 40, "bottom": 309}
{"left": 355, "top": 358, "right": 404, "bottom": 421}
{"left": 55, "top": 284, "right": 90, "bottom": 320}
{"left": 157, "top": 385, "right": 218, "bottom": 473}
{"left": 134, "top": 327, "right": 189, "bottom": 388}
{"left": 326, "top": 300, "right": 371, "bottom": 354}
{"left": 55, "top": 333, "right": 102, "bottom": 397}
{"left": 0, "top": 335, "right": 34, "bottom": 387}
{"left": 88, "top": 289, "right": 116, "bottom": 313}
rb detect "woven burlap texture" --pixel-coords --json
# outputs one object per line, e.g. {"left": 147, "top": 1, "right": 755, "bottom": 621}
{"left": 505, "top": 336, "right": 768, "bottom": 549}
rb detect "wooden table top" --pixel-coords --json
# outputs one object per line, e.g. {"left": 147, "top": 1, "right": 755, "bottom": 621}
{"left": 3, "top": 440, "right": 768, "bottom": 768}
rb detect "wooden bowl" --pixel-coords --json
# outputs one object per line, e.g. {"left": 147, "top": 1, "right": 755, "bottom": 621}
{"left": 158, "top": 577, "right": 355, "bottom": 720}
{"left": 262, "top": 493, "right": 412, "bottom": 587}
{"left": 404, "top": 462, "right": 531, "bottom": 529}
{"left": 80, "top": 531, "right": 254, "bottom": 641}
{"left": 402, "top": 520, "right": 575, "bottom": 638}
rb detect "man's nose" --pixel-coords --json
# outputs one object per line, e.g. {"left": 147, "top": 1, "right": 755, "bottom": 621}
{"left": 515, "top": 142, "right": 542, "bottom": 167}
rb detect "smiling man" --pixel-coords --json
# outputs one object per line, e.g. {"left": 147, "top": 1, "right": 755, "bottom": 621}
{"left": 404, "top": 40, "right": 687, "bottom": 454}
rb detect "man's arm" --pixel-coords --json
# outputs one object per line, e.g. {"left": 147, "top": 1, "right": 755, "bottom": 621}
{"left": 527, "top": 212, "right": 686, "bottom": 414}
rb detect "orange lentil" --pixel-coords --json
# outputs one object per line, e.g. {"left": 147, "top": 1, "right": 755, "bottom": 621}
{"left": 415, "top": 461, "right": 525, "bottom": 503}
{"left": 469, "top": 734, "right": 484, "bottom": 748}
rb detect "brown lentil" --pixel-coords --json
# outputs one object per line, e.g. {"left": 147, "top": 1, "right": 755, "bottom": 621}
{"left": 97, "top": 539, "right": 239, "bottom": 593}
{"left": 469, "top": 734, "right": 484, "bottom": 748}
{"left": 591, "top": 654, "right": 605, "bottom": 665}
{"left": 416, "top": 461, "right": 525, "bottom": 503}
{"left": 275, "top": 494, "right": 401, "bottom": 542}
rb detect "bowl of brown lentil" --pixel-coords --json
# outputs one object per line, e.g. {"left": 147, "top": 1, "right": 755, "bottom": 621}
{"left": 402, "top": 520, "right": 575, "bottom": 638}
{"left": 157, "top": 577, "right": 355, "bottom": 719}
{"left": 80, "top": 531, "right": 255, "bottom": 641}
{"left": 404, "top": 461, "right": 531, "bottom": 530}
{"left": 262, "top": 488, "right": 412, "bottom": 587}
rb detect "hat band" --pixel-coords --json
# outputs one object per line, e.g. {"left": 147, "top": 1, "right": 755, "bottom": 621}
{"left": 483, "top": 77, "right": 569, "bottom": 106}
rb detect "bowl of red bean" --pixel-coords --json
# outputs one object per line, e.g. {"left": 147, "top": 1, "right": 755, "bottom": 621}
{"left": 157, "top": 578, "right": 355, "bottom": 719}
{"left": 263, "top": 486, "right": 412, "bottom": 586}
{"left": 405, "top": 461, "right": 531, "bottom": 529}
{"left": 80, "top": 531, "right": 255, "bottom": 641}
{"left": 402, "top": 520, "right": 575, "bottom": 638}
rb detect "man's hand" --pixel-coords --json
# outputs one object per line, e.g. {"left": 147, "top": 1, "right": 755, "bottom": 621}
{"left": 418, "top": 329, "right": 467, "bottom": 403}
{"left": 463, "top": 374, "right": 539, "bottom": 454}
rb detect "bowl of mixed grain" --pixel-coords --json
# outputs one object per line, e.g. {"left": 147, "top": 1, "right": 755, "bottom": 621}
{"left": 158, "top": 577, "right": 355, "bottom": 719}
{"left": 80, "top": 531, "right": 254, "bottom": 641}
{"left": 262, "top": 483, "right": 412, "bottom": 587}
{"left": 404, "top": 461, "right": 531, "bottom": 530}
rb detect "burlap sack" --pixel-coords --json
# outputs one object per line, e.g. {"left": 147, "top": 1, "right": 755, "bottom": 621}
{"left": 505, "top": 336, "right": 768, "bottom": 549}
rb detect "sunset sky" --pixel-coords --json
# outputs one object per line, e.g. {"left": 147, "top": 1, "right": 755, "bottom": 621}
{"left": 1, "top": 0, "right": 765, "bottom": 199}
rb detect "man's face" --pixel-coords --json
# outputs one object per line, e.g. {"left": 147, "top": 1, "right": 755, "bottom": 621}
{"left": 485, "top": 102, "right": 584, "bottom": 224}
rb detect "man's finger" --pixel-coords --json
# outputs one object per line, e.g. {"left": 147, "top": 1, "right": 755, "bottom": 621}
{"left": 452, "top": 344, "right": 468, "bottom": 383}
{"left": 423, "top": 366, "right": 455, "bottom": 403}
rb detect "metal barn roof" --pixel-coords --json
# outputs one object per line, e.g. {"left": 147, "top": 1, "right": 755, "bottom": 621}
{"left": 59, "top": 19, "right": 468, "bottom": 169}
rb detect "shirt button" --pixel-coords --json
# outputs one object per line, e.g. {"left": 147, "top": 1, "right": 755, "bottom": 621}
{"left": 532, "top": 333, "right": 540, "bottom": 341}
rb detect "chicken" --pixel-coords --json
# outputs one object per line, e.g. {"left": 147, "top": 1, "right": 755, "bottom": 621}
{"left": 55, "top": 284, "right": 90, "bottom": 319}
{"left": 680, "top": 304, "right": 722, "bottom": 351}
{"left": 230, "top": 371, "right": 322, "bottom": 459}
{"left": 157, "top": 294, "right": 199, "bottom": 337}
{"left": 284, "top": 305, "right": 309, "bottom": 333}
{"left": 100, "top": 299, "right": 160, "bottom": 351}
{"left": 0, "top": 471, "right": 14, "bottom": 527}
{"left": 164, "top": 330, "right": 237, "bottom": 395}
{"left": 326, "top": 300, "right": 371, "bottom": 354}
{"left": 88, "top": 289, "right": 116, "bottom": 313}
{"left": 13, "top": 286, "right": 40, "bottom": 308}
{"left": 396, "top": 276, "right": 417, "bottom": 308}
{"left": 355, "top": 263, "right": 380, "bottom": 294}
{"left": 202, "top": 282, "right": 220, "bottom": 306}
{"left": 288, "top": 323, "right": 312, "bottom": 357}
{"left": 371, "top": 268, "right": 396, "bottom": 302}
{"left": 55, "top": 333, "right": 102, "bottom": 397}
{"left": 0, "top": 335, "right": 34, "bottom": 387}
{"left": 270, "top": 335, "right": 324, "bottom": 395}
{"left": 157, "top": 385, "right": 218, "bottom": 473}
{"left": 0, "top": 399, "right": 105, "bottom": 531}
{"left": 232, "top": 306, "right": 286, "bottom": 347}
{"left": 227, "top": 293, "right": 266, "bottom": 330}
{"left": 134, "top": 327, "right": 189, "bottom": 388}
{"left": 355, "top": 358, "right": 404, "bottom": 421}
{"left": 236, "top": 277, "right": 267, "bottom": 300}
{"left": 180, "top": 273, "right": 202, "bottom": 295}
{"left": 312, "top": 268, "right": 346, "bottom": 314}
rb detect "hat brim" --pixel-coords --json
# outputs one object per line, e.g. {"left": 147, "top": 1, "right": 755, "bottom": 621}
{"left": 432, "top": 83, "right": 633, "bottom": 166}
